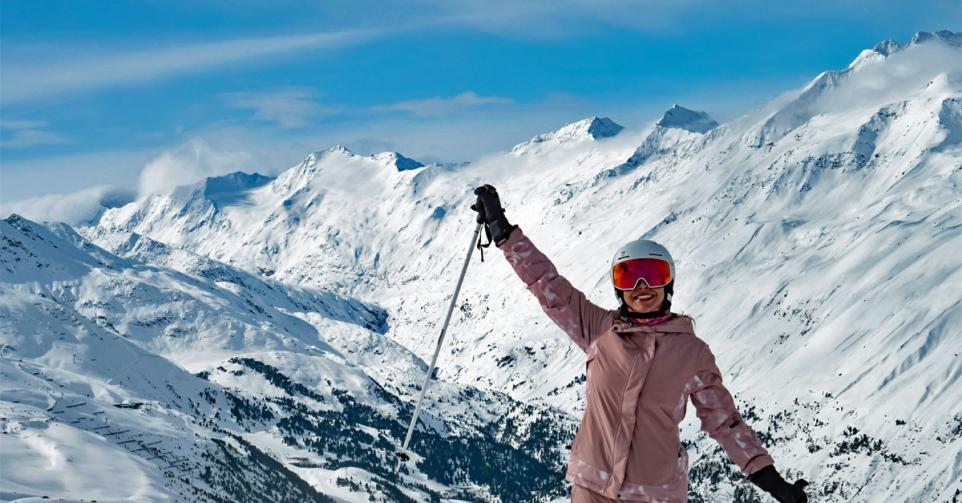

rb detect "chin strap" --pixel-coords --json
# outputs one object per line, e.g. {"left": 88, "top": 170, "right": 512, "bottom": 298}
{"left": 619, "top": 304, "right": 671, "bottom": 319}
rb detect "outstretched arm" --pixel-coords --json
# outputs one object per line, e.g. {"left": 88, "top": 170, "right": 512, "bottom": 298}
{"left": 499, "top": 226, "right": 614, "bottom": 352}
{"left": 688, "top": 346, "right": 810, "bottom": 500}
{"left": 688, "top": 344, "right": 775, "bottom": 476}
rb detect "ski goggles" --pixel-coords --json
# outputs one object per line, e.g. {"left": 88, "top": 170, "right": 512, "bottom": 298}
{"left": 611, "top": 258, "right": 672, "bottom": 290}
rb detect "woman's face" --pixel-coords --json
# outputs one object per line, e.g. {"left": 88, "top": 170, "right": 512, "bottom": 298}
{"left": 621, "top": 282, "right": 666, "bottom": 313}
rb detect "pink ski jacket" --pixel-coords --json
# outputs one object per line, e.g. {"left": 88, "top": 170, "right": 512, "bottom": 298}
{"left": 500, "top": 227, "right": 774, "bottom": 502}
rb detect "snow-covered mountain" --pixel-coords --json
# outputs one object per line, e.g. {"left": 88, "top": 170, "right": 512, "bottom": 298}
{"left": 656, "top": 105, "right": 718, "bottom": 134}
{"left": 3, "top": 30, "right": 961, "bottom": 502}
{"left": 511, "top": 116, "right": 625, "bottom": 156}
{"left": 1, "top": 215, "right": 575, "bottom": 502}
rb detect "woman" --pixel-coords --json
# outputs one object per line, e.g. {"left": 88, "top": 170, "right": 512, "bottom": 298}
{"left": 471, "top": 185, "right": 809, "bottom": 503}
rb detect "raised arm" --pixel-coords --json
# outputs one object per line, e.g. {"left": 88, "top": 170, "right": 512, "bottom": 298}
{"left": 470, "top": 184, "right": 613, "bottom": 352}
{"left": 499, "top": 227, "right": 614, "bottom": 352}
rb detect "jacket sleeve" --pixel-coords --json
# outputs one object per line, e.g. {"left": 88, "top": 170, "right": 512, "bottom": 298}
{"left": 689, "top": 344, "right": 775, "bottom": 476}
{"left": 499, "top": 226, "right": 614, "bottom": 352}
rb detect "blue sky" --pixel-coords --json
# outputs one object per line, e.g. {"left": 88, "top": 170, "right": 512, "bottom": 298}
{"left": 1, "top": 0, "right": 958, "bottom": 219}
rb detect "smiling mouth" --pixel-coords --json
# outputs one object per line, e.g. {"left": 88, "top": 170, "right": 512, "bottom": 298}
{"left": 633, "top": 294, "right": 655, "bottom": 302}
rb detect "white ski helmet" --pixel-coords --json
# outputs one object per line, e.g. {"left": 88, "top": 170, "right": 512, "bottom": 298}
{"left": 610, "top": 239, "right": 675, "bottom": 303}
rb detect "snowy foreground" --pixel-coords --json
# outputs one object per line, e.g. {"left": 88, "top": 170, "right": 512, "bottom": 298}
{"left": 2, "top": 31, "right": 961, "bottom": 502}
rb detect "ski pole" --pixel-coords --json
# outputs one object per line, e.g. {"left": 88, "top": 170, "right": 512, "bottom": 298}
{"left": 395, "top": 220, "right": 483, "bottom": 473}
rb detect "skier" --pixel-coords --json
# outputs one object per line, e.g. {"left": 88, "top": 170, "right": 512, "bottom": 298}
{"left": 471, "top": 185, "right": 809, "bottom": 503}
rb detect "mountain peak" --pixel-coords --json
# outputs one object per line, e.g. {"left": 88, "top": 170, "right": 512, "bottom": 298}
{"left": 911, "top": 30, "right": 962, "bottom": 48}
{"left": 852, "top": 30, "right": 962, "bottom": 69}
{"left": 202, "top": 171, "right": 273, "bottom": 188}
{"left": 656, "top": 105, "right": 718, "bottom": 134}
{"left": 872, "top": 39, "right": 901, "bottom": 56}
{"left": 327, "top": 145, "right": 356, "bottom": 156}
{"left": 4, "top": 213, "right": 29, "bottom": 229}
{"left": 580, "top": 116, "right": 624, "bottom": 139}
{"left": 164, "top": 171, "right": 273, "bottom": 210}
{"left": 511, "top": 116, "right": 623, "bottom": 155}
{"left": 301, "top": 145, "right": 356, "bottom": 163}
{"left": 372, "top": 151, "right": 425, "bottom": 171}
{"left": 201, "top": 172, "right": 274, "bottom": 209}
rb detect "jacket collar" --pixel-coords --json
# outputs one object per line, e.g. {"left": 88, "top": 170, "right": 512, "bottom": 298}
{"left": 612, "top": 313, "right": 694, "bottom": 335}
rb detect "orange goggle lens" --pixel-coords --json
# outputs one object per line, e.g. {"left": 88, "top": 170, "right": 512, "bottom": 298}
{"left": 611, "top": 258, "right": 672, "bottom": 290}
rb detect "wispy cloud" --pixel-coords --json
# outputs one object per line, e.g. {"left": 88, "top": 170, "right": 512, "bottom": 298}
{"left": 373, "top": 91, "right": 513, "bottom": 117}
{"left": 422, "top": 0, "right": 950, "bottom": 38}
{"left": 1, "top": 29, "right": 382, "bottom": 104}
{"left": 137, "top": 138, "right": 254, "bottom": 196}
{"left": 222, "top": 88, "right": 337, "bottom": 129}
{"left": 424, "top": 0, "right": 691, "bottom": 36}
{"left": 0, "top": 185, "right": 135, "bottom": 225}
{"left": 0, "top": 119, "right": 72, "bottom": 148}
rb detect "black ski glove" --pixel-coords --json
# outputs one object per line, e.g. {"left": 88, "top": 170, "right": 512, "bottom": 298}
{"left": 748, "top": 465, "right": 809, "bottom": 503}
{"left": 470, "top": 184, "right": 517, "bottom": 247}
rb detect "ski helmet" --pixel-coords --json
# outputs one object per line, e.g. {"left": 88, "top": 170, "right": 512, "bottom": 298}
{"left": 610, "top": 239, "right": 675, "bottom": 310}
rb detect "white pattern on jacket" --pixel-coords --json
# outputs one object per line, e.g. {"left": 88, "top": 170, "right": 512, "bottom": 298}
{"left": 501, "top": 227, "right": 774, "bottom": 502}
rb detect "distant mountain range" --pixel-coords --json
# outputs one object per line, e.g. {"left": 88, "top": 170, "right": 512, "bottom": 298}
{"left": 2, "top": 30, "right": 960, "bottom": 502}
